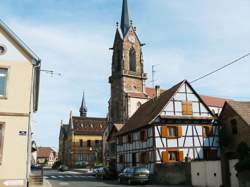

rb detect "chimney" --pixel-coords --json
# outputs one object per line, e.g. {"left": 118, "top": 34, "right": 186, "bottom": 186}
{"left": 155, "top": 85, "right": 160, "bottom": 98}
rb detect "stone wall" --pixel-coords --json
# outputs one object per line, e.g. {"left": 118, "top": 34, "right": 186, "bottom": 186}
{"left": 153, "top": 162, "right": 191, "bottom": 185}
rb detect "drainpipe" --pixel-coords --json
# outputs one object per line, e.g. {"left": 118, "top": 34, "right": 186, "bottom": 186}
{"left": 26, "top": 61, "right": 40, "bottom": 187}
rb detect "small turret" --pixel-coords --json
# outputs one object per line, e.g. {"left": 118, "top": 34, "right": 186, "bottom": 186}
{"left": 79, "top": 91, "right": 87, "bottom": 117}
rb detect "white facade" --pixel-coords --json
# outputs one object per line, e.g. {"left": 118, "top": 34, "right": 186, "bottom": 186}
{"left": 0, "top": 20, "right": 40, "bottom": 187}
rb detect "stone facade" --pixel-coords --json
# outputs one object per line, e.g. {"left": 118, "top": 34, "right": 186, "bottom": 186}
{"left": 109, "top": 26, "right": 146, "bottom": 124}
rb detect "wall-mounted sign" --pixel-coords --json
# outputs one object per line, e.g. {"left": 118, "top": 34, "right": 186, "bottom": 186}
{"left": 19, "top": 131, "right": 27, "bottom": 136}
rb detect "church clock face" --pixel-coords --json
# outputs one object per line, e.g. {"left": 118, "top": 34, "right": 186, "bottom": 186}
{"left": 128, "top": 35, "right": 136, "bottom": 44}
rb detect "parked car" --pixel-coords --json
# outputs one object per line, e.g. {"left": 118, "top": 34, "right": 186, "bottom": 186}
{"left": 95, "top": 167, "right": 116, "bottom": 180}
{"left": 58, "top": 165, "right": 69, "bottom": 172}
{"left": 118, "top": 167, "right": 150, "bottom": 185}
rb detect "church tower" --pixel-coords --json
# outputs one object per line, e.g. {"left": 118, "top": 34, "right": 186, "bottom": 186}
{"left": 109, "top": 0, "right": 147, "bottom": 124}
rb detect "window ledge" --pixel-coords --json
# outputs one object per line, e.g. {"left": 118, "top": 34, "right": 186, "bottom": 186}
{"left": 0, "top": 96, "right": 7, "bottom": 100}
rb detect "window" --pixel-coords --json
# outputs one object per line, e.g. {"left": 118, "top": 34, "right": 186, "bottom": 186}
{"left": 79, "top": 140, "right": 83, "bottom": 147}
{"left": 162, "top": 150, "right": 184, "bottom": 162}
{"left": 203, "top": 126, "right": 213, "bottom": 137}
{"left": 140, "top": 130, "right": 147, "bottom": 142}
{"left": 168, "top": 151, "right": 178, "bottom": 161}
{"left": 129, "top": 48, "right": 136, "bottom": 72}
{"left": 127, "top": 134, "right": 132, "bottom": 144}
{"left": 161, "top": 125, "right": 182, "bottom": 138}
{"left": 0, "top": 68, "right": 8, "bottom": 97}
{"left": 182, "top": 101, "right": 193, "bottom": 115}
{"left": 168, "top": 127, "right": 178, "bottom": 137}
{"left": 0, "top": 123, "right": 4, "bottom": 164}
{"left": 78, "top": 153, "right": 83, "bottom": 161}
{"left": 231, "top": 119, "right": 238, "bottom": 134}
{"left": 87, "top": 140, "right": 91, "bottom": 148}
{"left": 0, "top": 45, "right": 6, "bottom": 55}
{"left": 95, "top": 140, "right": 100, "bottom": 145}
{"left": 140, "top": 152, "right": 148, "bottom": 164}
{"left": 119, "top": 155, "right": 124, "bottom": 163}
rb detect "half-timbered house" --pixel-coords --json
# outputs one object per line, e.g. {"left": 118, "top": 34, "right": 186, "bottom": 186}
{"left": 116, "top": 80, "right": 220, "bottom": 173}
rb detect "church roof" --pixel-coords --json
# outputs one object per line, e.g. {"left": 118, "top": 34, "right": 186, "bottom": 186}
{"left": 120, "top": 0, "right": 130, "bottom": 36}
{"left": 72, "top": 116, "right": 107, "bottom": 136}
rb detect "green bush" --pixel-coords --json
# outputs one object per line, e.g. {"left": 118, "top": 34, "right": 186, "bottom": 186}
{"left": 235, "top": 142, "right": 250, "bottom": 172}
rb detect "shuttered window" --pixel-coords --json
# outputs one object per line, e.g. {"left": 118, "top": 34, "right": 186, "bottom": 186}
{"left": 162, "top": 150, "right": 184, "bottom": 162}
{"left": 119, "top": 154, "right": 124, "bottom": 163}
{"left": 127, "top": 134, "right": 132, "bottom": 144}
{"left": 161, "top": 125, "right": 182, "bottom": 138}
{"left": 140, "top": 152, "right": 148, "bottom": 164}
{"left": 140, "top": 130, "right": 147, "bottom": 142}
{"left": 182, "top": 101, "right": 193, "bottom": 115}
{"left": 0, "top": 123, "right": 4, "bottom": 164}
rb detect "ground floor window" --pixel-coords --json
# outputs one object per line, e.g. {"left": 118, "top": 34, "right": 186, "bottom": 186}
{"left": 162, "top": 150, "right": 184, "bottom": 162}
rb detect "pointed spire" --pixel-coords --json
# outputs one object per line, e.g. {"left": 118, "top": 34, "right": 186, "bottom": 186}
{"left": 120, "top": 0, "right": 130, "bottom": 36}
{"left": 79, "top": 91, "right": 87, "bottom": 117}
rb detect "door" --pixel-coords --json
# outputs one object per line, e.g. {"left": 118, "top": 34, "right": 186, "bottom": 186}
{"left": 132, "top": 153, "right": 136, "bottom": 167}
{"left": 229, "top": 159, "right": 239, "bottom": 187}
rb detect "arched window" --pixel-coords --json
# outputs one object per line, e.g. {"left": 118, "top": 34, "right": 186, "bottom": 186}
{"left": 129, "top": 48, "right": 136, "bottom": 72}
{"left": 231, "top": 119, "right": 238, "bottom": 134}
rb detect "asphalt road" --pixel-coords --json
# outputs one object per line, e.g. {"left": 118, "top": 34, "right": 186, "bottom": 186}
{"left": 44, "top": 169, "right": 190, "bottom": 187}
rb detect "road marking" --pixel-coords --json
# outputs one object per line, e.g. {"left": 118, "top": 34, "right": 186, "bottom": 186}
{"left": 59, "top": 182, "right": 69, "bottom": 186}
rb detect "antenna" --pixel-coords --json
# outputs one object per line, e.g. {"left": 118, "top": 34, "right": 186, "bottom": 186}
{"left": 40, "top": 69, "right": 62, "bottom": 77}
{"left": 151, "top": 64, "right": 159, "bottom": 87}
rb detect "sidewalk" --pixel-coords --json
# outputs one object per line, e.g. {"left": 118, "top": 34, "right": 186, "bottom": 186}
{"left": 30, "top": 179, "right": 52, "bottom": 187}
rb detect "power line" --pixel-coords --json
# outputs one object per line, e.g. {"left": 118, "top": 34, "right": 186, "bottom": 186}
{"left": 191, "top": 52, "right": 250, "bottom": 84}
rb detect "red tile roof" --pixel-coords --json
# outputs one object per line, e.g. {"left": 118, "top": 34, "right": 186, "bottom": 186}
{"left": 37, "top": 147, "right": 55, "bottom": 158}
{"left": 200, "top": 95, "right": 228, "bottom": 108}
{"left": 127, "top": 87, "right": 229, "bottom": 108}
{"left": 72, "top": 116, "right": 107, "bottom": 136}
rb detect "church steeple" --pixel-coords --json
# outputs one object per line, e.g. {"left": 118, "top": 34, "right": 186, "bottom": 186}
{"left": 120, "top": 0, "right": 130, "bottom": 36}
{"left": 79, "top": 92, "right": 87, "bottom": 117}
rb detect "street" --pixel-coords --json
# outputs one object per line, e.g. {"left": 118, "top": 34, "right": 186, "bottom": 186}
{"left": 43, "top": 169, "right": 189, "bottom": 187}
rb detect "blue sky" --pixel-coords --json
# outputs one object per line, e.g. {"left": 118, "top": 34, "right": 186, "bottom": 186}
{"left": 1, "top": 0, "right": 250, "bottom": 149}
